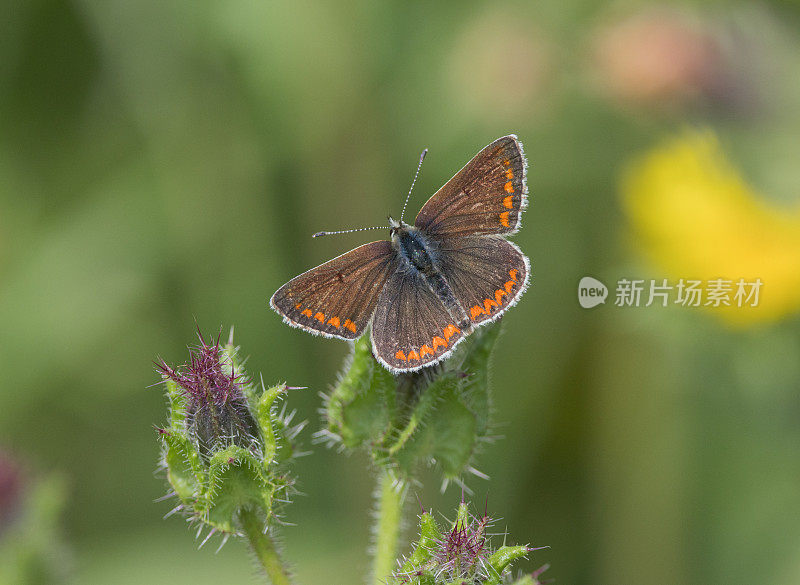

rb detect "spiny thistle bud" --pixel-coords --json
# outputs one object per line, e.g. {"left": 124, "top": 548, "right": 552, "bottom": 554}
{"left": 322, "top": 321, "right": 502, "bottom": 484}
{"left": 156, "top": 329, "right": 305, "bottom": 544}
{"left": 158, "top": 333, "right": 259, "bottom": 458}
{"left": 391, "top": 501, "right": 545, "bottom": 585}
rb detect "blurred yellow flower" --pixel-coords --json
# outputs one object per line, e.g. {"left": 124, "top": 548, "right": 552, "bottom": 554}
{"left": 621, "top": 129, "right": 800, "bottom": 325}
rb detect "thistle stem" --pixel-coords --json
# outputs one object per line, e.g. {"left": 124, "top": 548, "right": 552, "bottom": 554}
{"left": 372, "top": 470, "right": 407, "bottom": 584}
{"left": 239, "top": 507, "right": 293, "bottom": 585}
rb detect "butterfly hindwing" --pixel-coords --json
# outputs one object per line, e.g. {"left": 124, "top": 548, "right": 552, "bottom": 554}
{"left": 371, "top": 268, "right": 466, "bottom": 372}
{"left": 414, "top": 135, "right": 527, "bottom": 238}
{"left": 435, "top": 235, "right": 529, "bottom": 326}
{"left": 270, "top": 241, "right": 398, "bottom": 339}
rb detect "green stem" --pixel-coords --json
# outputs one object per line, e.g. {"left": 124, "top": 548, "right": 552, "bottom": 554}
{"left": 372, "top": 470, "right": 407, "bottom": 585}
{"left": 239, "top": 507, "right": 293, "bottom": 585}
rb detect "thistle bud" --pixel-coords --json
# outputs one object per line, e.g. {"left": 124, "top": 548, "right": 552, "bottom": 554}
{"left": 158, "top": 333, "right": 259, "bottom": 458}
{"left": 156, "top": 330, "right": 304, "bottom": 542}
{"left": 324, "top": 321, "right": 502, "bottom": 484}
{"left": 391, "top": 501, "right": 543, "bottom": 585}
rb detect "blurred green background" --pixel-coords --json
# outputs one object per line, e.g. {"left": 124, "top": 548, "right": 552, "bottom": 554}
{"left": 2, "top": 1, "right": 800, "bottom": 583}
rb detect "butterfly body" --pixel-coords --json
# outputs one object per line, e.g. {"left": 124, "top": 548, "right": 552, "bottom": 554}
{"left": 392, "top": 219, "right": 436, "bottom": 276}
{"left": 271, "top": 135, "right": 530, "bottom": 373}
{"left": 391, "top": 218, "right": 472, "bottom": 331}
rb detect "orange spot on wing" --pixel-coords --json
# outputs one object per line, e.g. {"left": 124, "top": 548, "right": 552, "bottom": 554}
{"left": 505, "top": 168, "right": 514, "bottom": 179}
{"left": 503, "top": 195, "right": 514, "bottom": 209}
{"left": 470, "top": 305, "right": 485, "bottom": 320}
{"left": 504, "top": 280, "right": 515, "bottom": 293}
{"left": 504, "top": 181, "right": 514, "bottom": 194}
{"left": 432, "top": 336, "right": 447, "bottom": 351}
{"left": 407, "top": 349, "right": 420, "bottom": 361}
{"left": 420, "top": 344, "right": 434, "bottom": 358}
{"left": 301, "top": 309, "right": 313, "bottom": 318}
{"left": 443, "top": 324, "right": 460, "bottom": 340}
{"left": 328, "top": 316, "right": 340, "bottom": 327}
{"left": 314, "top": 312, "right": 325, "bottom": 322}
{"left": 295, "top": 303, "right": 302, "bottom": 309}
{"left": 483, "top": 298, "right": 498, "bottom": 313}
{"left": 500, "top": 211, "right": 510, "bottom": 227}
{"left": 344, "top": 319, "right": 357, "bottom": 333}
{"left": 503, "top": 159, "right": 511, "bottom": 167}
{"left": 495, "top": 289, "right": 507, "bottom": 304}
{"left": 509, "top": 269, "right": 518, "bottom": 282}
{"left": 395, "top": 350, "right": 407, "bottom": 361}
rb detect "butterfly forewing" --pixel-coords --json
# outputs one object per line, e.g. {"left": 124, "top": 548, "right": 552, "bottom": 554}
{"left": 436, "top": 235, "right": 529, "bottom": 327}
{"left": 414, "top": 135, "right": 527, "bottom": 237}
{"left": 270, "top": 241, "right": 398, "bottom": 339}
{"left": 371, "top": 269, "right": 466, "bottom": 372}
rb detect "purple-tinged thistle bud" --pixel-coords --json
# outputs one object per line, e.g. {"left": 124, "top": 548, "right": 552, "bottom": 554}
{"left": 158, "top": 332, "right": 259, "bottom": 458}
{"left": 391, "top": 500, "right": 543, "bottom": 585}
{"left": 435, "top": 510, "right": 491, "bottom": 579}
{"left": 155, "top": 329, "right": 305, "bottom": 543}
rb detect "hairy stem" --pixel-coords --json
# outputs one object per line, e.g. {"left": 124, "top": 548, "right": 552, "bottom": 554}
{"left": 372, "top": 470, "right": 407, "bottom": 584}
{"left": 239, "top": 507, "right": 292, "bottom": 585}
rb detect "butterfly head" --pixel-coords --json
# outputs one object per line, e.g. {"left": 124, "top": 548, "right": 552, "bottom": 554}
{"left": 388, "top": 216, "right": 409, "bottom": 237}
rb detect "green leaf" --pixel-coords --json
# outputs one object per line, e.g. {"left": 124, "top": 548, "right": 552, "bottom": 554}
{"left": 394, "top": 381, "right": 476, "bottom": 478}
{"left": 401, "top": 511, "right": 441, "bottom": 571}
{"left": 162, "top": 430, "right": 203, "bottom": 501}
{"left": 327, "top": 336, "right": 377, "bottom": 442}
{"left": 165, "top": 378, "right": 187, "bottom": 426}
{"left": 458, "top": 321, "right": 502, "bottom": 435}
{"left": 203, "top": 445, "right": 275, "bottom": 533}
{"left": 509, "top": 575, "right": 542, "bottom": 585}
{"left": 487, "top": 546, "right": 530, "bottom": 581}
{"left": 255, "top": 383, "right": 286, "bottom": 463}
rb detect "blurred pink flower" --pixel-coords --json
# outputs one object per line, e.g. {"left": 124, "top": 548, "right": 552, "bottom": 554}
{"left": 0, "top": 450, "right": 23, "bottom": 534}
{"left": 592, "top": 8, "right": 736, "bottom": 109}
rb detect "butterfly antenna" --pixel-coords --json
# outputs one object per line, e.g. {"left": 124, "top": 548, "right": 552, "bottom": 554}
{"left": 314, "top": 147, "right": 427, "bottom": 237}
{"left": 312, "top": 225, "right": 385, "bottom": 238}
{"left": 400, "top": 148, "right": 428, "bottom": 223}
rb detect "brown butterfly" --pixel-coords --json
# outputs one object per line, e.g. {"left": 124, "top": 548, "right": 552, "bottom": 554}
{"left": 270, "top": 135, "right": 530, "bottom": 373}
